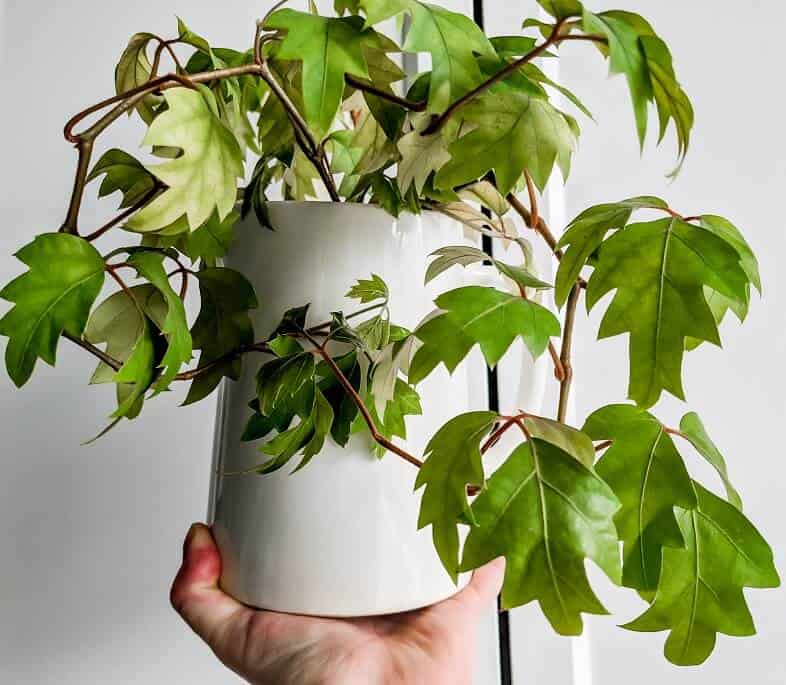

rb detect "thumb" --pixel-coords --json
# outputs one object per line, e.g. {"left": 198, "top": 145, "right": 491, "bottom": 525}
{"left": 453, "top": 557, "right": 506, "bottom": 617}
{"left": 170, "top": 523, "right": 249, "bottom": 644}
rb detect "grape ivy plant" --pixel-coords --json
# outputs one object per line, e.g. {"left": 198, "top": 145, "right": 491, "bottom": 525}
{"left": 0, "top": 0, "right": 778, "bottom": 667}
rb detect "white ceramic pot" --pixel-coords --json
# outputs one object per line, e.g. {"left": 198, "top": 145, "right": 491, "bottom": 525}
{"left": 207, "top": 201, "right": 544, "bottom": 617}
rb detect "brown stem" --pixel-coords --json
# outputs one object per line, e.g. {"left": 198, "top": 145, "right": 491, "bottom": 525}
{"left": 524, "top": 169, "right": 539, "bottom": 230}
{"left": 59, "top": 139, "right": 94, "bottom": 235}
{"left": 305, "top": 333, "right": 424, "bottom": 469}
{"left": 594, "top": 439, "right": 613, "bottom": 452}
{"left": 174, "top": 343, "right": 272, "bottom": 381}
{"left": 548, "top": 341, "right": 566, "bottom": 381}
{"left": 557, "top": 284, "right": 581, "bottom": 423}
{"left": 422, "top": 18, "right": 567, "bottom": 135}
{"left": 63, "top": 331, "right": 122, "bottom": 371}
{"left": 558, "top": 34, "right": 608, "bottom": 44}
{"left": 83, "top": 184, "right": 164, "bottom": 242}
{"left": 507, "top": 192, "right": 562, "bottom": 258}
{"left": 345, "top": 75, "right": 427, "bottom": 112}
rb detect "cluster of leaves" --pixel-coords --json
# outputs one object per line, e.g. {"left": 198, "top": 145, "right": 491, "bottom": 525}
{"left": 0, "top": 0, "right": 778, "bottom": 670}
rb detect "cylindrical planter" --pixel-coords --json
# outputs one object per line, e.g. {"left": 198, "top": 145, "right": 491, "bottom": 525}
{"left": 208, "top": 201, "right": 544, "bottom": 617}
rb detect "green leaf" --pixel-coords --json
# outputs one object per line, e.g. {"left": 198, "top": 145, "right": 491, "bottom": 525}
{"left": 257, "top": 352, "right": 316, "bottom": 416}
{"left": 0, "top": 234, "right": 106, "bottom": 387}
{"left": 115, "top": 33, "right": 162, "bottom": 123}
{"left": 639, "top": 35, "right": 693, "bottom": 164}
{"left": 87, "top": 149, "right": 157, "bottom": 209}
{"left": 183, "top": 267, "right": 257, "bottom": 405}
{"left": 181, "top": 210, "right": 239, "bottom": 264}
{"left": 346, "top": 274, "right": 389, "bottom": 303}
{"left": 522, "top": 415, "right": 595, "bottom": 468}
{"left": 699, "top": 215, "right": 761, "bottom": 294}
{"left": 397, "top": 127, "right": 451, "bottom": 195}
{"left": 283, "top": 147, "right": 322, "bottom": 201}
{"left": 264, "top": 10, "right": 373, "bottom": 139}
{"left": 583, "top": 403, "right": 697, "bottom": 590}
{"left": 581, "top": 10, "right": 654, "bottom": 149}
{"left": 434, "top": 80, "right": 576, "bottom": 194}
{"left": 410, "top": 286, "right": 560, "bottom": 383}
{"left": 126, "top": 87, "right": 244, "bottom": 233}
{"left": 85, "top": 286, "right": 157, "bottom": 418}
{"left": 586, "top": 218, "right": 750, "bottom": 407}
{"left": 403, "top": 2, "right": 497, "bottom": 115}
{"left": 625, "top": 482, "right": 779, "bottom": 666}
{"left": 293, "top": 390, "right": 335, "bottom": 472}
{"left": 341, "top": 0, "right": 410, "bottom": 27}
{"left": 380, "top": 379, "right": 422, "bottom": 441}
{"left": 536, "top": 0, "right": 584, "bottom": 20}
{"left": 555, "top": 196, "right": 668, "bottom": 307}
{"left": 490, "top": 36, "right": 540, "bottom": 59}
{"left": 679, "top": 412, "right": 742, "bottom": 510}
{"left": 461, "top": 439, "right": 621, "bottom": 633}
{"left": 317, "top": 351, "right": 362, "bottom": 446}
{"left": 415, "top": 411, "right": 498, "bottom": 579}
{"left": 126, "top": 252, "right": 192, "bottom": 391}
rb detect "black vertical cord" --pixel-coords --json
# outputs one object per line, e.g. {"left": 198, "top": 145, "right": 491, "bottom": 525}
{"left": 472, "top": 3, "right": 513, "bottom": 685}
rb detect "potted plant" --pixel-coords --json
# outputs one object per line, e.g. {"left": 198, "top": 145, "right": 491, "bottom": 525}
{"left": 0, "top": 0, "right": 778, "bottom": 667}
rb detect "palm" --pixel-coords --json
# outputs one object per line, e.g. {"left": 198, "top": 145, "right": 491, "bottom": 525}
{"left": 171, "top": 524, "right": 504, "bottom": 685}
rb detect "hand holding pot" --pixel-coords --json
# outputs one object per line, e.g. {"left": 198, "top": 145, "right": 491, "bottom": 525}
{"left": 171, "top": 524, "right": 505, "bottom": 685}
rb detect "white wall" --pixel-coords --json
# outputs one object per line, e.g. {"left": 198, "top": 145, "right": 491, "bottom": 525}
{"left": 1, "top": 1, "right": 783, "bottom": 684}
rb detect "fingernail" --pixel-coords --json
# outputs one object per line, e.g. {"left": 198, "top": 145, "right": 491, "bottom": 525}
{"left": 183, "top": 523, "right": 201, "bottom": 557}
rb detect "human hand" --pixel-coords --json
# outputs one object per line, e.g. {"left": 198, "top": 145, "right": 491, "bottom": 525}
{"left": 170, "top": 523, "right": 505, "bottom": 685}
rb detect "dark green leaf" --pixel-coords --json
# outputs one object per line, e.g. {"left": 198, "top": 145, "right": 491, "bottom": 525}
{"left": 87, "top": 149, "right": 157, "bottom": 209}
{"left": 415, "top": 411, "right": 498, "bottom": 580}
{"left": 584, "top": 403, "right": 697, "bottom": 590}
{"left": 461, "top": 439, "right": 621, "bottom": 633}
{"left": 625, "top": 482, "right": 779, "bottom": 666}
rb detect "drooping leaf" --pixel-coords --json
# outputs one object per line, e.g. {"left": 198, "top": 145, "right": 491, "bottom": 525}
{"left": 115, "top": 33, "right": 162, "bottom": 123}
{"left": 425, "top": 246, "right": 551, "bottom": 291}
{"left": 126, "top": 87, "right": 244, "bottom": 233}
{"left": 434, "top": 80, "right": 576, "bottom": 194}
{"left": 0, "top": 234, "right": 106, "bottom": 387}
{"left": 699, "top": 215, "right": 761, "bottom": 294}
{"left": 292, "top": 390, "right": 335, "bottom": 472}
{"left": 415, "top": 411, "right": 498, "bottom": 580}
{"left": 586, "top": 218, "right": 750, "bottom": 407}
{"left": 264, "top": 10, "right": 375, "bottom": 138}
{"left": 521, "top": 415, "right": 595, "bottom": 467}
{"left": 87, "top": 149, "right": 157, "bottom": 209}
{"left": 257, "top": 352, "right": 316, "bottom": 417}
{"left": 183, "top": 267, "right": 257, "bottom": 405}
{"left": 403, "top": 2, "right": 497, "bottom": 114}
{"left": 625, "top": 482, "right": 779, "bottom": 666}
{"left": 583, "top": 403, "right": 697, "bottom": 590}
{"left": 461, "top": 439, "right": 621, "bottom": 634}
{"left": 678, "top": 412, "right": 742, "bottom": 510}
{"left": 84, "top": 286, "right": 157, "bottom": 418}
{"left": 555, "top": 196, "right": 667, "bottom": 307}
{"left": 317, "top": 350, "right": 362, "bottom": 446}
{"left": 410, "top": 286, "right": 560, "bottom": 383}
{"left": 126, "top": 251, "right": 192, "bottom": 391}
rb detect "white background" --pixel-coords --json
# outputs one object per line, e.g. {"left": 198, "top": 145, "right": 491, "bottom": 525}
{"left": 1, "top": 1, "right": 783, "bottom": 684}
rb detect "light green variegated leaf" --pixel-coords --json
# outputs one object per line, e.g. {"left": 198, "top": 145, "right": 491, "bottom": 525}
{"left": 115, "top": 32, "right": 162, "bottom": 123}
{"left": 397, "top": 128, "right": 451, "bottom": 195}
{"left": 126, "top": 252, "right": 192, "bottom": 391}
{"left": 403, "top": 2, "right": 497, "bottom": 114}
{"left": 183, "top": 267, "right": 257, "bottom": 405}
{"left": 340, "top": 110, "right": 399, "bottom": 177}
{"left": 265, "top": 10, "right": 373, "bottom": 139}
{"left": 85, "top": 286, "right": 157, "bottom": 419}
{"left": 435, "top": 80, "right": 576, "bottom": 194}
{"left": 586, "top": 218, "right": 749, "bottom": 407}
{"left": 346, "top": 274, "right": 389, "bottom": 303}
{"left": 87, "top": 149, "right": 157, "bottom": 209}
{"left": 126, "top": 87, "right": 244, "bottom": 233}
{"left": 0, "top": 234, "right": 105, "bottom": 387}
{"left": 415, "top": 411, "right": 498, "bottom": 579}
{"left": 554, "top": 196, "right": 667, "bottom": 307}
{"left": 410, "top": 286, "right": 560, "bottom": 383}
{"left": 457, "top": 181, "right": 509, "bottom": 217}
{"left": 625, "top": 482, "right": 779, "bottom": 666}
{"left": 679, "top": 412, "right": 742, "bottom": 509}
{"left": 461, "top": 439, "right": 621, "bottom": 634}
{"left": 583, "top": 403, "right": 696, "bottom": 590}
{"left": 283, "top": 147, "right": 322, "bottom": 201}
{"left": 425, "top": 246, "right": 550, "bottom": 292}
